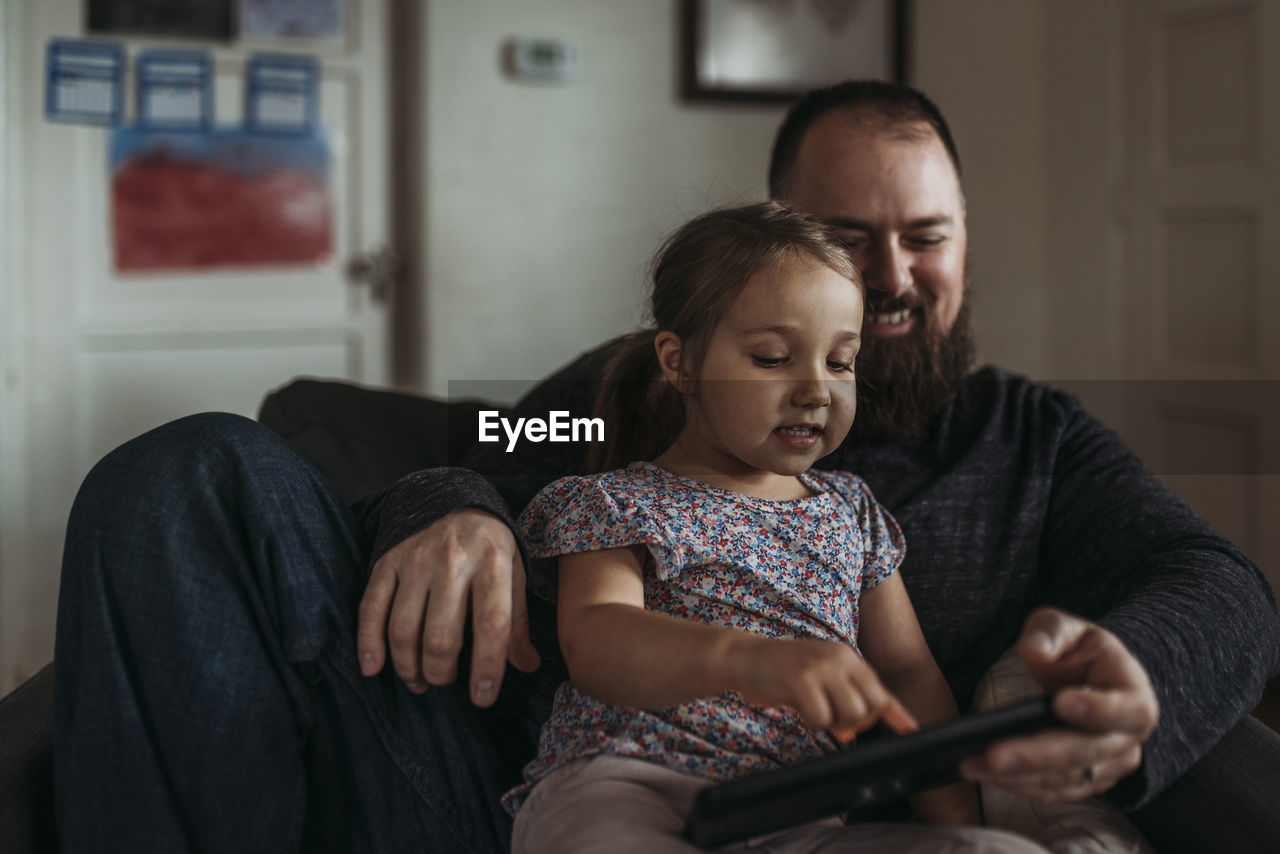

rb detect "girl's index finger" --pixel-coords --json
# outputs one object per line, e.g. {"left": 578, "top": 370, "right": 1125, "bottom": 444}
{"left": 831, "top": 694, "right": 919, "bottom": 743}
{"left": 880, "top": 694, "right": 920, "bottom": 735}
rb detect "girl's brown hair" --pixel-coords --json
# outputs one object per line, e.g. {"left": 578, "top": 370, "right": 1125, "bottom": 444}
{"left": 589, "top": 201, "right": 862, "bottom": 472}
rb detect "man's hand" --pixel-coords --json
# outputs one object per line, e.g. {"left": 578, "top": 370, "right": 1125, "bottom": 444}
{"left": 959, "top": 607, "right": 1159, "bottom": 802}
{"left": 356, "top": 508, "right": 541, "bottom": 706}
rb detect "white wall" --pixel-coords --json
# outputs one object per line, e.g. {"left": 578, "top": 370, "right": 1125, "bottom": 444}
{"left": 414, "top": 0, "right": 1055, "bottom": 401}
{"left": 419, "top": 1, "right": 786, "bottom": 400}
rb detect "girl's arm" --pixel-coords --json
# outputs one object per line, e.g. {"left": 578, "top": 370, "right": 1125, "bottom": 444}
{"left": 557, "top": 546, "right": 915, "bottom": 734}
{"left": 556, "top": 545, "right": 739, "bottom": 708}
{"left": 858, "top": 572, "right": 982, "bottom": 825}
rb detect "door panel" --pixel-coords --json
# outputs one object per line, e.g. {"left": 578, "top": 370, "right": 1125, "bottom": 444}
{"left": 78, "top": 331, "right": 354, "bottom": 468}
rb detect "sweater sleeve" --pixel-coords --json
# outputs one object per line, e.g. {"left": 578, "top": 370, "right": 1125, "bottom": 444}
{"left": 351, "top": 467, "right": 524, "bottom": 567}
{"left": 457, "top": 338, "right": 622, "bottom": 516}
{"left": 1040, "top": 399, "right": 1280, "bottom": 809}
{"left": 351, "top": 338, "right": 623, "bottom": 568}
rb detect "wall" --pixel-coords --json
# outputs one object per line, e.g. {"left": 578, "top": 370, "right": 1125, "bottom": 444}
{"left": 413, "top": 0, "right": 1054, "bottom": 401}
{"left": 914, "top": 0, "right": 1051, "bottom": 378}
{"left": 1045, "top": 0, "right": 1125, "bottom": 385}
{"left": 419, "top": 1, "right": 786, "bottom": 400}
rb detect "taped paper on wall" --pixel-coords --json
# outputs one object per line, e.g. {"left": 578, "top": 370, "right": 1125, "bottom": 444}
{"left": 137, "top": 50, "right": 213, "bottom": 130}
{"left": 45, "top": 39, "right": 125, "bottom": 126}
{"left": 246, "top": 53, "right": 319, "bottom": 135}
{"left": 110, "top": 126, "right": 333, "bottom": 272}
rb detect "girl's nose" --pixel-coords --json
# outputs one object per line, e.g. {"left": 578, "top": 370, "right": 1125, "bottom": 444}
{"left": 791, "top": 372, "right": 831, "bottom": 409}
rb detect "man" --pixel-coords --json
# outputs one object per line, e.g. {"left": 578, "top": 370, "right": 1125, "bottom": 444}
{"left": 360, "top": 80, "right": 1279, "bottom": 805}
{"left": 55, "top": 82, "right": 1280, "bottom": 852}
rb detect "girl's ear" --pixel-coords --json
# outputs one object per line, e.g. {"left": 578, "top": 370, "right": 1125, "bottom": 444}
{"left": 654, "top": 331, "right": 692, "bottom": 394}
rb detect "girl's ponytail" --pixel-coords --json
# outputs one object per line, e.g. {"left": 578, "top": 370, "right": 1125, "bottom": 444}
{"left": 588, "top": 330, "right": 684, "bottom": 473}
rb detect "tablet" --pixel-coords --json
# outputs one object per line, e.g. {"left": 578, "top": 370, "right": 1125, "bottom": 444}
{"left": 683, "top": 697, "right": 1061, "bottom": 849}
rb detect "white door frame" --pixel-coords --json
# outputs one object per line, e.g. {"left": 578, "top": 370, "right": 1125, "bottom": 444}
{"left": 1, "top": 0, "right": 33, "bottom": 690}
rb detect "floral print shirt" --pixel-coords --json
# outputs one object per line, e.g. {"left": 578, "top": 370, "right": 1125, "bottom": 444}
{"left": 502, "top": 462, "right": 904, "bottom": 813}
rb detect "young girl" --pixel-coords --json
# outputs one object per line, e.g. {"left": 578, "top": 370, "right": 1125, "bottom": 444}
{"left": 503, "top": 203, "right": 1042, "bottom": 853}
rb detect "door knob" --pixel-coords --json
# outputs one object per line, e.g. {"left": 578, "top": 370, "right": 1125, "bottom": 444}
{"left": 347, "top": 246, "right": 400, "bottom": 303}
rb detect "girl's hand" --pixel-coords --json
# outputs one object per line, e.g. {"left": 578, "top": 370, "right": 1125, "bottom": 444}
{"left": 728, "top": 636, "right": 919, "bottom": 738}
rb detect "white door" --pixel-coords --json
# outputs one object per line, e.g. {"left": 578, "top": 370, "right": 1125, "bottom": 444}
{"left": 1117, "top": 0, "right": 1280, "bottom": 603}
{"left": 1047, "top": 0, "right": 1280, "bottom": 607}
{"left": 1048, "top": 0, "right": 1279, "bottom": 611}
{"left": 1, "top": 0, "right": 392, "bottom": 691}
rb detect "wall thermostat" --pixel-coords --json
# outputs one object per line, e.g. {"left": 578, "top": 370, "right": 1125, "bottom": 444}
{"left": 501, "top": 38, "right": 581, "bottom": 83}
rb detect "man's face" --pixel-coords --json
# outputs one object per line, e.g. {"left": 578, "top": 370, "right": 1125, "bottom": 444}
{"left": 779, "top": 111, "right": 972, "bottom": 443}
{"left": 781, "top": 112, "right": 967, "bottom": 341}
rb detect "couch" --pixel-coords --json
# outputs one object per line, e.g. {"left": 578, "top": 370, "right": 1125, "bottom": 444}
{"left": 3, "top": 377, "right": 1279, "bottom": 852}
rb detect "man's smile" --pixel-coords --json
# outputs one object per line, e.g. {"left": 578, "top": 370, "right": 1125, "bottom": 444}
{"left": 865, "top": 307, "right": 918, "bottom": 337}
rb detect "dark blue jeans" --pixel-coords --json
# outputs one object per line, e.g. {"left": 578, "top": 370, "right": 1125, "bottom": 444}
{"left": 54, "top": 414, "right": 522, "bottom": 853}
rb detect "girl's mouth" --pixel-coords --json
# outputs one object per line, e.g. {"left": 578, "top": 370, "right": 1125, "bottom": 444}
{"left": 774, "top": 425, "right": 823, "bottom": 450}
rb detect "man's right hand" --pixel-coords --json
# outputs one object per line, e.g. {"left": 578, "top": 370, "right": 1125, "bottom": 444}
{"left": 356, "top": 508, "right": 541, "bottom": 706}
{"left": 959, "top": 608, "right": 1158, "bottom": 802}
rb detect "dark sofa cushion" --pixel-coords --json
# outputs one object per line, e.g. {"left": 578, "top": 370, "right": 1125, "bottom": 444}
{"left": 257, "top": 378, "right": 503, "bottom": 504}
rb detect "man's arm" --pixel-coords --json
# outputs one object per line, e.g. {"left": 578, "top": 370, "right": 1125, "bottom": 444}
{"left": 964, "top": 401, "right": 1280, "bottom": 808}
{"left": 457, "top": 338, "right": 622, "bottom": 512}
{"left": 350, "top": 339, "right": 622, "bottom": 704}
{"left": 351, "top": 468, "right": 540, "bottom": 705}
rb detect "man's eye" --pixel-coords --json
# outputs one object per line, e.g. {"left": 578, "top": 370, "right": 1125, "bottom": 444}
{"left": 909, "top": 234, "right": 946, "bottom": 248}
{"left": 752, "top": 356, "right": 786, "bottom": 368}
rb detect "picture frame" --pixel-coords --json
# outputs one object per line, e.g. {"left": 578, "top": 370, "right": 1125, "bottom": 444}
{"left": 86, "top": 0, "right": 234, "bottom": 42}
{"left": 681, "top": 0, "right": 908, "bottom": 103}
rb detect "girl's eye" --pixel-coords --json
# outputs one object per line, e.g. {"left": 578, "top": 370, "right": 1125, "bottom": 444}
{"left": 827, "top": 361, "right": 853, "bottom": 373}
{"left": 752, "top": 356, "right": 786, "bottom": 368}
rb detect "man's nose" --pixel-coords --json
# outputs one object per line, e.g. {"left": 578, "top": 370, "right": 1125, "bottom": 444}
{"left": 862, "top": 242, "right": 912, "bottom": 299}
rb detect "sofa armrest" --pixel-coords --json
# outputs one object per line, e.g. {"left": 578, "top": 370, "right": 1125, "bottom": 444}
{"left": 1128, "top": 714, "right": 1280, "bottom": 854}
{"left": 0, "top": 664, "right": 57, "bottom": 854}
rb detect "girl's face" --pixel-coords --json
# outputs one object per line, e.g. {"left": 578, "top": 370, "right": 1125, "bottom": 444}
{"left": 657, "top": 256, "right": 863, "bottom": 498}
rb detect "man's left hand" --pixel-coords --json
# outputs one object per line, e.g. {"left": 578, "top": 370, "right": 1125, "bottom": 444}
{"left": 959, "top": 607, "right": 1159, "bottom": 802}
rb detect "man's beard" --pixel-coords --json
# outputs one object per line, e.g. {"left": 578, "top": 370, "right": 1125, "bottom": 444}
{"left": 851, "top": 287, "right": 975, "bottom": 445}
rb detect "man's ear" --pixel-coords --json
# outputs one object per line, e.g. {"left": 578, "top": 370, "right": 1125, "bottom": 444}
{"left": 654, "top": 331, "right": 692, "bottom": 394}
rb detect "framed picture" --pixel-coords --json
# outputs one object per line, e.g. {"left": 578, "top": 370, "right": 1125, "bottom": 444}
{"left": 86, "top": 0, "right": 234, "bottom": 42}
{"left": 681, "top": 0, "right": 908, "bottom": 103}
